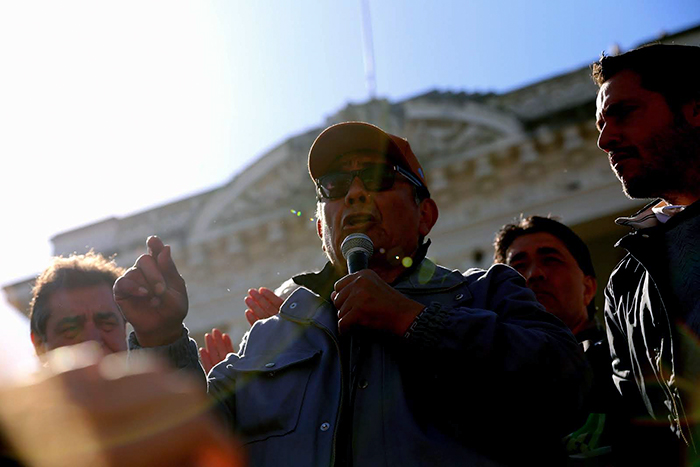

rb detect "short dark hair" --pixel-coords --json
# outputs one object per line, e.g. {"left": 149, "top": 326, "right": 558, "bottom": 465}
{"left": 29, "top": 251, "right": 125, "bottom": 340}
{"left": 591, "top": 44, "right": 700, "bottom": 112}
{"left": 493, "top": 215, "right": 597, "bottom": 319}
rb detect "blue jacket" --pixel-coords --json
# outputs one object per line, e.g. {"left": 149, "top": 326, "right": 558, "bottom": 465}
{"left": 208, "top": 259, "right": 589, "bottom": 466}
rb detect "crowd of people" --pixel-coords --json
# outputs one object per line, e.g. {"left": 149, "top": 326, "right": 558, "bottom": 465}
{"left": 1, "top": 43, "right": 699, "bottom": 466}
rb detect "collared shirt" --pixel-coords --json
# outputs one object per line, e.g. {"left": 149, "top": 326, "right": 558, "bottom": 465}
{"left": 291, "top": 240, "right": 432, "bottom": 299}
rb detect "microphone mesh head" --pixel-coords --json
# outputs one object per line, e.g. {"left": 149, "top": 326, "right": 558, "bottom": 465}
{"left": 341, "top": 233, "right": 374, "bottom": 260}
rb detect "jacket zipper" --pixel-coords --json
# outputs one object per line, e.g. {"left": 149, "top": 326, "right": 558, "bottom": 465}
{"left": 624, "top": 244, "right": 695, "bottom": 449}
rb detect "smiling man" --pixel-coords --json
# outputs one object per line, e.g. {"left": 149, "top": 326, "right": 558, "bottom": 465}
{"left": 115, "top": 121, "right": 589, "bottom": 466}
{"left": 29, "top": 251, "right": 127, "bottom": 356}
{"left": 593, "top": 44, "right": 700, "bottom": 465}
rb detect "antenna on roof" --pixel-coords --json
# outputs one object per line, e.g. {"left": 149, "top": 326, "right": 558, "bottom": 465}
{"left": 359, "top": 0, "right": 377, "bottom": 100}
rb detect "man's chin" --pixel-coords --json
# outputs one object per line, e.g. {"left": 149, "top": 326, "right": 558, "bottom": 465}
{"left": 534, "top": 294, "right": 557, "bottom": 312}
{"left": 618, "top": 171, "right": 665, "bottom": 200}
{"left": 621, "top": 180, "right": 663, "bottom": 200}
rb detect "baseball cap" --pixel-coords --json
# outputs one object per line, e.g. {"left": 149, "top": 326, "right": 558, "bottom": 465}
{"left": 308, "top": 121, "right": 429, "bottom": 195}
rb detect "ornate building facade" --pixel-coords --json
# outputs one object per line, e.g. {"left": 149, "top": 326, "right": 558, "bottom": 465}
{"left": 5, "top": 25, "right": 700, "bottom": 346}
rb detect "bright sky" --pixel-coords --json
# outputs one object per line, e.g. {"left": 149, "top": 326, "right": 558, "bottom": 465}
{"left": 1, "top": 0, "right": 699, "bottom": 299}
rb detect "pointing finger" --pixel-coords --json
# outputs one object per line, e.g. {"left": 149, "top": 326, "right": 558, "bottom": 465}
{"left": 146, "top": 236, "right": 165, "bottom": 257}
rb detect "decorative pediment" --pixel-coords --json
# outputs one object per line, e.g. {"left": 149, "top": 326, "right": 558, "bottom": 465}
{"left": 189, "top": 135, "right": 315, "bottom": 244}
{"left": 189, "top": 93, "right": 530, "bottom": 245}
{"left": 402, "top": 98, "right": 526, "bottom": 165}
{"left": 323, "top": 94, "right": 525, "bottom": 160}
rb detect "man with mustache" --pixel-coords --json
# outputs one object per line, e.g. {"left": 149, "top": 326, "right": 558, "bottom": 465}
{"left": 29, "top": 251, "right": 128, "bottom": 356}
{"left": 593, "top": 44, "right": 700, "bottom": 465}
{"left": 115, "top": 121, "right": 589, "bottom": 466}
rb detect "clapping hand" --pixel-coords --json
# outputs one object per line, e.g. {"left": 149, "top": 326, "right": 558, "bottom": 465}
{"left": 199, "top": 329, "right": 234, "bottom": 374}
{"left": 244, "top": 287, "right": 283, "bottom": 326}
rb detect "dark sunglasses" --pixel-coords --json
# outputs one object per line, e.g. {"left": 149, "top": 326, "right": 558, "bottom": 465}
{"left": 316, "top": 163, "right": 425, "bottom": 200}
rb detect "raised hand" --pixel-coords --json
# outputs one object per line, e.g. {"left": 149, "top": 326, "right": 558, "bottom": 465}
{"left": 199, "top": 328, "right": 234, "bottom": 374}
{"left": 332, "top": 269, "right": 425, "bottom": 335}
{"left": 244, "top": 287, "right": 283, "bottom": 326}
{"left": 113, "top": 236, "right": 188, "bottom": 347}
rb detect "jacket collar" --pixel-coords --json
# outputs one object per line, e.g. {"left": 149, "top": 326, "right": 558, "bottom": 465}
{"left": 616, "top": 198, "right": 700, "bottom": 249}
{"left": 615, "top": 199, "right": 664, "bottom": 231}
{"left": 292, "top": 261, "right": 340, "bottom": 301}
{"left": 291, "top": 239, "right": 434, "bottom": 299}
{"left": 279, "top": 286, "right": 339, "bottom": 339}
{"left": 393, "top": 256, "right": 467, "bottom": 293}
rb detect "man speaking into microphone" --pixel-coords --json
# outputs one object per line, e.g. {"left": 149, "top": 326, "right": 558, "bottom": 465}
{"left": 116, "top": 122, "right": 590, "bottom": 466}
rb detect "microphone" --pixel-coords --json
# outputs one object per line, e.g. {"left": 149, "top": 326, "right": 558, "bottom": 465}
{"left": 340, "top": 234, "right": 374, "bottom": 374}
{"left": 341, "top": 233, "right": 374, "bottom": 273}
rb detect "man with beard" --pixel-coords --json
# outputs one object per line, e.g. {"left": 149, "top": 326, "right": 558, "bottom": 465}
{"left": 115, "top": 121, "right": 589, "bottom": 466}
{"left": 593, "top": 44, "right": 700, "bottom": 465}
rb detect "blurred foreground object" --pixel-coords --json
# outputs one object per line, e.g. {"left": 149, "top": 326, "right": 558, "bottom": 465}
{"left": 0, "top": 305, "right": 39, "bottom": 385}
{"left": 0, "top": 342, "right": 243, "bottom": 467}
